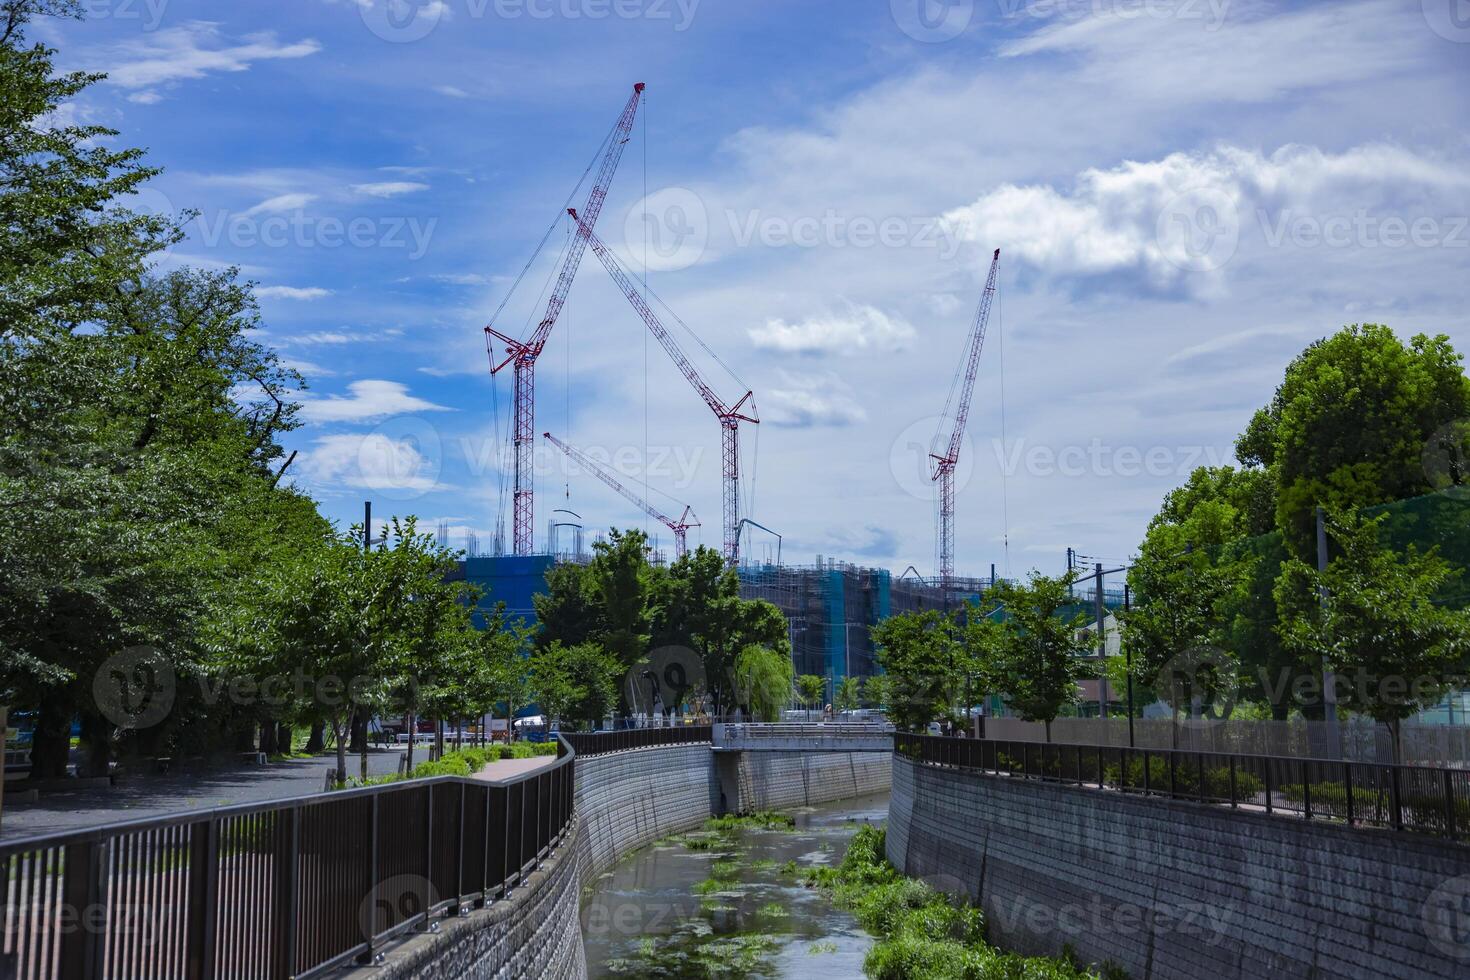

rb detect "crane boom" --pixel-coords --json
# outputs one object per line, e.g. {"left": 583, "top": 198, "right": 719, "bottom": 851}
{"left": 482, "top": 82, "right": 644, "bottom": 556}
{"left": 931, "top": 248, "right": 1000, "bottom": 591}
{"left": 543, "top": 432, "right": 699, "bottom": 558}
{"left": 570, "top": 208, "right": 758, "bottom": 565}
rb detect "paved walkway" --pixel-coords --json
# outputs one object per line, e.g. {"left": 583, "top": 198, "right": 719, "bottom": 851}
{"left": 472, "top": 755, "right": 556, "bottom": 783}
{"left": 0, "top": 749, "right": 404, "bottom": 841}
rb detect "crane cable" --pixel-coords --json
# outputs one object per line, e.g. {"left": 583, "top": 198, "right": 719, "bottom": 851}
{"left": 997, "top": 273, "right": 1011, "bottom": 576}
{"left": 486, "top": 112, "right": 621, "bottom": 342}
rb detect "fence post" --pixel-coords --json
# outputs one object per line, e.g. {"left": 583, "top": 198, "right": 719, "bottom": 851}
{"left": 1344, "top": 763, "right": 1355, "bottom": 827}
{"left": 365, "top": 795, "right": 381, "bottom": 955}
{"left": 1229, "top": 757, "right": 1237, "bottom": 807}
{"left": 423, "top": 784, "right": 435, "bottom": 929}
{"left": 1264, "top": 761, "right": 1273, "bottom": 814}
{"left": 456, "top": 784, "right": 466, "bottom": 908}
{"left": 186, "top": 818, "right": 219, "bottom": 980}
{"left": 1390, "top": 765, "right": 1403, "bottom": 832}
{"left": 273, "top": 807, "right": 300, "bottom": 980}
{"left": 1444, "top": 769, "right": 1456, "bottom": 840}
{"left": 59, "top": 840, "right": 104, "bottom": 980}
{"left": 1302, "top": 760, "right": 1312, "bottom": 820}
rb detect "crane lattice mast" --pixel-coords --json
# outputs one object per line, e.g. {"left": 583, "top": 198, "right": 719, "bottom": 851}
{"left": 931, "top": 248, "right": 1000, "bottom": 593}
{"left": 543, "top": 432, "right": 699, "bottom": 559}
{"left": 569, "top": 208, "right": 758, "bottom": 566}
{"left": 484, "top": 82, "right": 644, "bottom": 556}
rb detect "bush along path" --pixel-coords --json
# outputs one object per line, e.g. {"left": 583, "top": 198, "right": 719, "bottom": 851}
{"left": 803, "top": 825, "right": 1122, "bottom": 980}
{"left": 334, "top": 742, "right": 559, "bottom": 789}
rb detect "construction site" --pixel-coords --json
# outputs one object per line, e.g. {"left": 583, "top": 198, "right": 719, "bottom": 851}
{"left": 461, "top": 82, "right": 1026, "bottom": 687}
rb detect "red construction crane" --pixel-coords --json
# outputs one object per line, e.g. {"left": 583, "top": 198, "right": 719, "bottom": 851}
{"left": 568, "top": 207, "right": 758, "bottom": 565}
{"left": 543, "top": 432, "right": 699, "bottom": 559}
{"left": 931, "top": 247, "right": 1000, "bottom": 592}
{"left": 484, "top": 82, "right": 644, "bottom": 556}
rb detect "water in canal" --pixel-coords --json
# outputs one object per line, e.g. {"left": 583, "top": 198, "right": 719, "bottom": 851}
{"left": 581, "top": 792, "right": 889, "bottom": 978}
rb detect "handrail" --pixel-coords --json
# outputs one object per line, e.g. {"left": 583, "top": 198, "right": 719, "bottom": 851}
{"left": 894, "top": 732, "right": 1470, "bottom": 844}
{"left": 0, "top": 737, "right": 579, "bottom": 980}
{"left": 563, "top": 724, "right": 712, "bottom": 757}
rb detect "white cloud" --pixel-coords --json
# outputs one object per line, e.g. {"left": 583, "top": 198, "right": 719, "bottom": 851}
{"left": 749, "top": 305, "right": 916, "bottom": 355}
{"left": 940, "top": 143, "right": 1470, "bottom": 294}
{"left": 256, "top": 286, "right": 332, "bottom": 301}
{"left": 434, "top": 85, "right": 469, "bottom": 98}
{"left": 764, "top": 371, "right": 867, "bottom": 428}
{"left": 127, "top": 91, "right": 163, "bottom": 105}
{"left": 299, "top": 380, "right": 451, "bottom": 423}
{"left": 299, "top": 433, "right": 440, "bottom": 494}
{"left": 244, "top": 193, "right": 316, "bottom": 216}
{"left": 351, "top": 181, "right": 430, "bottom": 198}
{"left": 100, "top": 23, "right": 321, "bottom": 92}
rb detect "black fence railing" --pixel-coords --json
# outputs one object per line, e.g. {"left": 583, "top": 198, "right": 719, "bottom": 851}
{"left": 0, "top": 738, "right": 576, "bottom": 980}
{"left": 563, "top": 725, "right": 712, "bottom": 757}
{"left": 894, "top": 732, "right": 1470, "bottom": 843}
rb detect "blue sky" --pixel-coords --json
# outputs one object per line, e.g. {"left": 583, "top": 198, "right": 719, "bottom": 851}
{"left": 44, "top": 0, "right": 1470, "bottom": 577}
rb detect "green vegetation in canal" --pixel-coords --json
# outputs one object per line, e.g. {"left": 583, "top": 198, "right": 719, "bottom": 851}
{"left": 805, "top": 826, "right": 1118, "bottom": 980}
{"left": 705, "top": 811, "right": 797, "bottom": 832}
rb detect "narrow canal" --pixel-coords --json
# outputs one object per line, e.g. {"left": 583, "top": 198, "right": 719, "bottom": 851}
{"left": 581, "top": 792, "right": 890, "bottom": 978}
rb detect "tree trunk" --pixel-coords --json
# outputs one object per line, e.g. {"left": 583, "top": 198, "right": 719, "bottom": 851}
{"left": 305, "top": 722, "right": 325, "bottom": 753}
{"left": 77, "top": 712, "right": 114, "bottom": 778}
{"left": 349, "top": 707, "right": 366, "bottom": 753}
{"left": 332, "top": 716, "right": 348, "bottom": 785}
{"left": 28, "top": 698, "right": 72, "bottom": 780}
{"left": 1044, "top": 718, "right": 1052, "bottom": 744}
{"left": 434, "top": 718, "right": 444, "bottom": 761}
{"left": 1389, "top": 718, "right": 1402, "bottom": 766}
{"left": 277, "top": 723, "right": 293, "bottom": 756}
{"left": 258, "top": 721, "right": 278, "bottom": 757}
{"left": 405, "top": 712, "right": 416, "bottom": 772}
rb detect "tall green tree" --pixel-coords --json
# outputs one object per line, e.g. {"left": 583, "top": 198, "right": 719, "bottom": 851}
{"left": 730, "top": 644, "right": 794, "bottom": 721}
{"left": 872, "top": 610, "right": 961, "bottom": 731}
{"left": 989, "top": 573, "right": 1089, "bottom": 742}
{"left": 1277, "top": 511, "right": 1470, "bottom": 760}
{"left": 1237, "top": 324, "right": 1470, "bottom": 560}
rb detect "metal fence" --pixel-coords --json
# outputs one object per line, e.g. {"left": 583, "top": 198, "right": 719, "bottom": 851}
{"left": 979, "top": 715, "right": 1470, "bottom": 766}
{"left": 562, "top": 725, "right": 712, "bottom": 757}
{"left": 0, "top": 738, "right": 576, "bottom": 980}
{"left": 895, "top": 733, "right": 1470, "bottom": 843}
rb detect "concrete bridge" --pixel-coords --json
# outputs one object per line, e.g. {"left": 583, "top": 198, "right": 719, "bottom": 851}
{"left": 712, "top": 721, "right": 893, "bottom": 752}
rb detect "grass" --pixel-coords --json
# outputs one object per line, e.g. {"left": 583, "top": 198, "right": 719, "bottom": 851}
{"left": 806, "top": 825, "right": 1122, "bottom": 980}
{"left": 704, "top": 811, "right": 796, "bottom": 832}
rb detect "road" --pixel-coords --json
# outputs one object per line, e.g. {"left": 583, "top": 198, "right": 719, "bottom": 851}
{"left": 0, "top": 749, "right": 404, "bottom": 840}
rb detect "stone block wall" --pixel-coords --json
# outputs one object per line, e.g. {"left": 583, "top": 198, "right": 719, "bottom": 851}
{"left": 573, "top": 744, "right": 720, "bottom": 877}
{"left": 350, "top": 814, "right": 586, "bottom": 980}
{"left": 889, "top": 753, "right": 1470, "bottom": 980}
{"left": 718, "top": 750, "right": 891, "bottom": 813}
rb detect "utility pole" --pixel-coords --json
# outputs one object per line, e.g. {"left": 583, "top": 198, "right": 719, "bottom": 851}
{"left": 1095, "top": 562, "right": 1108, "bottom": 719}
{"left": 363, "top": 500, "right": 372, "bottom": 552}
{"left": 1123, "top": 582, "right": 1135, "bottom": 748}
{"left": 1316, "top": 506, "right": 1340, "bottom": 758}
